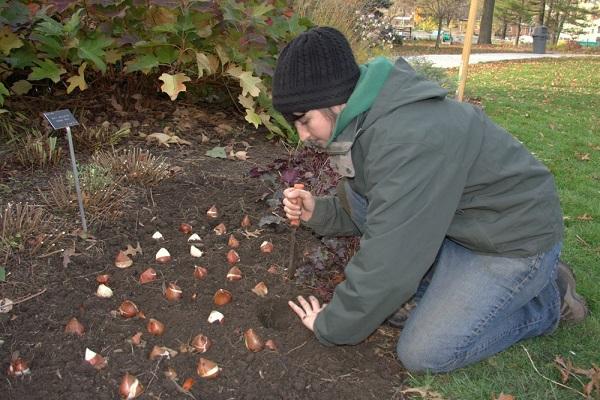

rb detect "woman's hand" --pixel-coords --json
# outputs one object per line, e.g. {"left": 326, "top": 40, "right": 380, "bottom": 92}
{"left": 283, "top": 187, "right": 315, "bottom": 222}
{"left": 288, "top": 295, "right": 327, "bottom": 332}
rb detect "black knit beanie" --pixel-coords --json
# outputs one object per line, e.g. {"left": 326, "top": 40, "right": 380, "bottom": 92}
{"left": 272, "top": 27, "right": 360, "bottom": 118}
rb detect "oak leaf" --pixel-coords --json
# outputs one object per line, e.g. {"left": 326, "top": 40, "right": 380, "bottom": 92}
{"left": 66, "top": 62, "right": 88, "bottom": 94}
{"left": 239, "top": 71, "right": 261, "bottom": 97}
{"left": 159, "top": 72, "right": 191, "bottom": 101}
{"left": 146, "top": 132, "right": 191, "bottom": 147}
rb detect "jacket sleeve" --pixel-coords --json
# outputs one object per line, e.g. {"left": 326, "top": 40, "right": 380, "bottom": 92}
{"left": 314, "top": 141, "right": 467, "bottom": 345}
{"left": 304, "top": 196, "right": 362, "bottom": 237}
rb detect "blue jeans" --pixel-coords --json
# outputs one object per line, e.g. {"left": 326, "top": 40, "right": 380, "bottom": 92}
{"left": 339, "top": 179, "right": 562, "bottom": 373}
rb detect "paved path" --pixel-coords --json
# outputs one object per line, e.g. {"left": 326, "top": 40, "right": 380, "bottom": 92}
{"left": 404, "top": 53, "right": 592, "bottom": 68}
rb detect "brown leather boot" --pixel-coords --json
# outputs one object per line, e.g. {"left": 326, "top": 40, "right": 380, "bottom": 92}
{"left": 557, "top": 260, "right": 589, "bottom": 324}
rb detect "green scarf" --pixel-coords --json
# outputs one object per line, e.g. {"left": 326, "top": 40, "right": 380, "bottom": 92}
{"left": 328, "top": 56, "right": 394, "bottom": 145}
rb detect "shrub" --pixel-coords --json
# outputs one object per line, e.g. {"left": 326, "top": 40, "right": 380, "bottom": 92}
{"left": 408, "top": 57, "right": 458, "bottom": 94}
{"left": 1, "top": 1, "right": 311, "bottom": 141}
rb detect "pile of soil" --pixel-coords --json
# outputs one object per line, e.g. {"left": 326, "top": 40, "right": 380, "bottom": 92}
{"left": 0, "top": 103, "right": 406, "bottom": 399}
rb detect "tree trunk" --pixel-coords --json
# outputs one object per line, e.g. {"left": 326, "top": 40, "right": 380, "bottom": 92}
{"left": 538, "top": 0, "right": 546, "bottom": 25}
{"left": 435, "top": 17, "right": 443, "bottom": 48}
{"left": 478, "top": 0, "right": 496, "bottom": 44}
{"left": 515, "top": 17, "right": 522, "bottom": 46}
{"left": 501, "top": 20, "right": 508, "bottom": 39}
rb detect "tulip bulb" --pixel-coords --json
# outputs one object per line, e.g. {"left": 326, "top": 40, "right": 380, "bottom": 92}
{"left": 206, "top": 205, "right": 218, "bottom": 219}
{"left": 119, "top": 372, "right": 144, "bottom": 399}
{"left": 228, "top": 234, "right": 240, "bottom": 248}
{"left": 207, "top": 310, "right": 224, "bottom": 324}
{"left": 213, "top": 223, "right": 226, "bottom": 235}
{"left": 182, "top": 377, "right": 195, "bottom": 391}
{"left": 139, "top": 268, "right": 157, "bottom": 284}
{"left": 8, "top": 357, "right": 30, "bottom": 376}
{"left": 213, "top": 289, "right": 232, "bottom": 306}
{"left": 197, "top": 358, "right": 220, "bottom": 379}
{"left": 251, "top": 281, "right": 268, "bottom": 297}
{"left": 179, "top": 223, "right": 192, "bottom": 234}
{"left": 130, "top": 332, "right": 143, "bottom": 346}
{"left": 260, "top": 241, "right": 273, "bottom": 253}
{"left": 190, "top": 245, "right": 203, "bottom": 258}
{"left": 164, "top": 367, "right": 177, "bottom": 381}
{"left": 152, "top": 231, "right": 164, "bottom": 240}
{"left": 118, "top": 300, "right": 139, "bottom": 318}
{"left": 194, "top": 265, "right": 208, "bottom": 280}
{"left": 191, "top": 334, "right": 212, "bottom": 353}
{"left": 188, "top": 233, "right": 201, "bottom": 242}
{"left": 84, "top": 348, "right": 107, "bottom": 370}
{"left": 267, "top": 265, "right": 278, "bottom": 274}
{"left": 147, "top": 318, "right": 165, "bottom": 336}
{"left": 244, "top": 328, "right": 264, "bottom": 352}
{"left": 226, "top": 266, "right": 242, "bottom": 281}
{"left": 96, "top": 274, "right": 110, "bottom": 284}
{"left": 226, "top": 249, "right": 240, "bottom": 265}
{"left": 149, "top": 345, "right": 177, "bottom": 360}
{"left": 165, "top": 282, "right": 183, "bottom": 301}
{"left": 115, "top": 250, "right": 133, "bottom": 269}
{"left": 96, "top": 284, "right": 113, "bottom": 298}
{"left": 240, "top": 214, "right": 251, "bottom": 228}
{"left": 64, "top": 317, "right": 85, "bottom": 336}
{"left": 264, "top": 339, "right": 278, "bottom": 351}
{"left": 155, "top": 247, "right": 171, "bottom": 263}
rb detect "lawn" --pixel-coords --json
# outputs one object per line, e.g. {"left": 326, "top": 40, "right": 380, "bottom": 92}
{"left": 409, "top": 58, "right": 600, "bottom": 400}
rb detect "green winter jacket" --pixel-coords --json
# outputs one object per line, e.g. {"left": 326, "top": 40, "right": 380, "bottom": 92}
{"left": 305, "top": 57, "right": 563, "bottom": 346}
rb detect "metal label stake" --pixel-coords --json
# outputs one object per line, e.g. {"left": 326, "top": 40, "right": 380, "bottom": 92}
{"left": 43, "top": 109, "right": 87, "bottom": 233}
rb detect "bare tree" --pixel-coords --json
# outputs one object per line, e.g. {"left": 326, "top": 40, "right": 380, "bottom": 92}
{"left": 478, "top": 0, "right": 496, "bottom": 44}
{"left": 417, "top": 0, "right": 467, "bottom": 48}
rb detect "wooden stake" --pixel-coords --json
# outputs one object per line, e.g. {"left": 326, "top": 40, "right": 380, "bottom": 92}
{"left": 456, "top": 0, "right": 480, "bottom": 102}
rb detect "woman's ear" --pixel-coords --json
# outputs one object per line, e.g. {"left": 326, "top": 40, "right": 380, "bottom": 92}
{"left": 331, "top": 104, "right": 346, "bottom": 114}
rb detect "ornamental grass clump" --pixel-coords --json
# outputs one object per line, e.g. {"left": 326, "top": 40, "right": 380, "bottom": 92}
{"left": 0, "top": 202, "right": 53, "bottom": 259}
{"left": 91, "top": 147, "right": 171, "bottom": 187}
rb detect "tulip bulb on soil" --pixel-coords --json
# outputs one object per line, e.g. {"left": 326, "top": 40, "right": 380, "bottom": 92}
{"left": 147, "top": 318, "right": 165, "bottom": 336}
{"left": 227, "top": 234, "right": 240, "bottom": 248}
{"left": 118, "top": 300, "right": 139, "bottom": 318}
{"left": 213, "top": 223, "right": 226, "bottom": 235}
{"left": 226, "top": 249, "right": 240, "bottom": 265}
{"left": 190, "top": 245, "right": 203, "bottom": 258}
{"left": 188, "top": 233, "right": 201, "bottom": 242}
{"left": 260, "top": 241, "right": 273, "bottom": 253}
{"left": 265, "top": 339, "right": 278, "bottom": 351}
{"left": 206, "top": 205, "right": 218, "bottom": 219}
{"left": 8, "top": 357, "right": 30, "bottom": 376}
{"left": 165, "top": 282, "right": 183, "bottom": 301}
{"left": 191, "top": 334, "right": 212, "bottom": 353}
{"left": 152, "top": 231, "right": 164, "bottom": 240}
{"left": 96, "top": 284, "right": 113, "bottom": 298}
{"left": 251, "top": 281, "right": 268, "bottom": 297}
{"left": 119, "top": 372, "right": 143, "bottom": 399}
{"left": 84, "top": 348, "right": 107, "bottom": 370}
{"left": 244, "top": 328, "right": 264, "bottom": 352}
{"left": 207, "top": 310, "right": 224, "bottom": 324}
{"left": 115, "top": 251, "right": 133, "bottom": 269}
{"left": 149, "top": 345, "right": 177, "bottom": 360}
{"left": 64, "top": 317, "right": 85, "bottom": 336}
{"left": 182, "top": 377, "right": 195, "bottom": 391}
{"left": 194, "top": 265, "right": 208, "bottom": 280}
{"left": 240, "top": 214, "right": 251, "bottom": 228}
{"left": 213, "top": 289, "right": 232, "bottom": 306}
{"left": 155, "top": 248, "right": 171, "bottom": 263}
{"left": 96, "top": 274, "right": 110, "bottom": 284}
{"left": 179, "top": 223, "right": 192, "bottom": 234}
{"left": 197, "top": 358, "right": 220, "bottom": 379}
{"left": 226, "top": 266, "right": 242, "bottom": 281}
{"left": 139, "top": 268, "right": 157, "bottom": 284}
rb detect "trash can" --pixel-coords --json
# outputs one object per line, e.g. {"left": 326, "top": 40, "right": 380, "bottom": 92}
{"left": 532, "top": 26, "right": 548, "bottom": 54}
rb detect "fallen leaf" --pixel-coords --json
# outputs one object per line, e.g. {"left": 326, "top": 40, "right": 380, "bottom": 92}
{"left": 146, "top": 132, "right": 192, "bottom": 147}
{"left": 234, "top": 150, "right": 248, "bottom": 160}
{"left": 63, "top": 246, "right": 80, "bottom": 268}
{"left": 110, "top": 95, "right": 123, "bottom": 112}
{"left": 0, "top": 298, "right": 14, "bottom": 313}
{"left": 258, "top": 214, "right": 284, "bottom": 227}
{"left": 576, "top": 152, "right": 590, "bottom": 161}
{"left": 66, "top": 62, "right": 88, "bottom": 94}
{"left": 205, "top": 146, "right": 227, "bottom": 159}
{"left": 123, "top": 242, "right": 143, "bottom": 257}
{"left": 576, "top": 214, "right": 593, "bottom": 221}
{"left": 495, "top": 394, "right": 515, "bottom": 400}
{"left": 400, "top": 386, "right": 445, "bottom": 400}
{"left": 241, "top": 228, "right": 264, "bottom": 239}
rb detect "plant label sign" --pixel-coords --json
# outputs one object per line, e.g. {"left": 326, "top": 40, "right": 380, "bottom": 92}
{"left": 43, "top": 109, "right": 79, "bottom": 130}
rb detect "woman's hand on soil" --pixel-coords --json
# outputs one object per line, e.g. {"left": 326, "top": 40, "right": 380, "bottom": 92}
{"left": 283, "top": 188, "right": 315, "bottom": 222}
{"left": 288, "top": 295, "right": 326, "bottom": 332}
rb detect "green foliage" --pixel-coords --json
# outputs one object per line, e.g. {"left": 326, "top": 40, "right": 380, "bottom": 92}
{"left": 408, "top": 57, "right": 458, "bottom": 94}
{"left": 0, "top": 0, "right": 312, "bottom": 141}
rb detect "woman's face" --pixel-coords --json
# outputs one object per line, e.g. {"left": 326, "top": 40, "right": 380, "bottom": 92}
{"left": 293, "top": 105, "right": 344, "bottom": 148}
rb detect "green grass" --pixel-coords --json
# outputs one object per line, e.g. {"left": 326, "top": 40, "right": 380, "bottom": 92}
{"left": 408, "top": 58, "right": 600, "bottom": 400}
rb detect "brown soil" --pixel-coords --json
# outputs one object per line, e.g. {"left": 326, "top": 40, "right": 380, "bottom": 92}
{"left": 0, "top": 99, "right": 406, "bottom": 399}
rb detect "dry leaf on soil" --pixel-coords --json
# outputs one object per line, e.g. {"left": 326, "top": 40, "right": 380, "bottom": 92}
{"left": 576, "top": 214, "right": 593, "bottom": 222}
{"left": 576, "top": 152, "right": 591, "bottom": 161}
{"left": 400, "top": 386, "right": 445, "bottom": 400}
{"left": 158, "top": 72, "right": 191, "bottom": 101}
{"left": 123, "top": 242, "right": 143, "bottom": 257}
{"left": 63, "top": 246, "right": 80, "bottom": 268}
{"left": 146, "top": 132, "right": 192, "bottom": 147}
